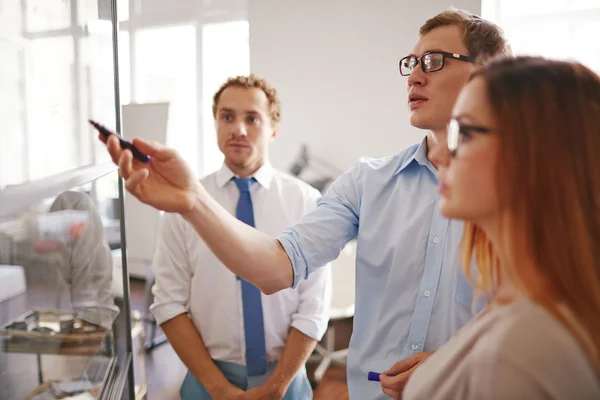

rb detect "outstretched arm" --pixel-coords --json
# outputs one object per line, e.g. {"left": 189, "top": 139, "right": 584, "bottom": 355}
{"left": 105, "top": 135, "right": 293, "bottom": 293}
{"left": 104, "top": 136, "right": 360, "bottom": 293}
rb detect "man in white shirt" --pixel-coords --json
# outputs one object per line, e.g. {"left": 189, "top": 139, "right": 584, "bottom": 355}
{"left": 150, "top": 75, "right": 331, "bottom": 400}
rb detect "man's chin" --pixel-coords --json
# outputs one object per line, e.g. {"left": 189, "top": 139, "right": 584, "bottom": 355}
{"left": 226, "top": 148, "right": 251, "bottom": 160}
{"left": 226, "top": 154, "right": 257, "bottom": 169}
{"left": 409, "top": 113, "right": 447, "bottom": 132}
{"left": 409, "top": 112, "right": 431, "bottom": 130}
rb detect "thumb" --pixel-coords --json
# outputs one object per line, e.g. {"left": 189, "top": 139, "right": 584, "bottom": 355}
{"left": 384, "top": 356, "right": 421, "bottom": 375}
{"left": 131, "top": 137, "right": 179, "bottom": 163}
{"left": 130, "top": 137, "right": 162, "bottom": 155}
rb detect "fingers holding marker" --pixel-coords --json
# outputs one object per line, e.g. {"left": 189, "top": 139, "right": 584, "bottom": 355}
{"left": 118, "top": 148, "right": 134, "bottom": 179}
{"left": 106, "top": 135, "right": 123, "bottom": 165}
{"left": 125, "top": 169, "right": 149, "bottom": 194}
{"left": 130, "top": 137, "right": 159, "bottom": 155}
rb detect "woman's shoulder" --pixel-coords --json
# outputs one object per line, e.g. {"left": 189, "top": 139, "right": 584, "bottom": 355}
{"left": 468, "top": 298, "right": 600, "bottom": 398}
{"left": 475, "top": 299, "right": 588, "bottom": 359}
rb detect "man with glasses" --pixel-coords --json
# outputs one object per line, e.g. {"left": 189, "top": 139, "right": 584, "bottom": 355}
{"left": 103, "top": 8, "right": 510, "bottom": 400}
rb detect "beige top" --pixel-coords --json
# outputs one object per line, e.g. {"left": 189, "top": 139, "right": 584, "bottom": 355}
{"left": 404, "top": 298, "right": 600, "bottom": 400}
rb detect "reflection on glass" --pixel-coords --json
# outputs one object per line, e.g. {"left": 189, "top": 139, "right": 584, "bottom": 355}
{"left": 0, "top": 188, "right": 119, "bottom": 399}
{"left": 0, "top": 1, "right": 133, "bottom": 399}
{"left": 0, "top": 38, "right": 27, "bottom": 188}
{"left": 26, "top": 37, "right": 77, "bottom": 180}
{"left": 1, "top": 0, "right": 118, "bottom": 185}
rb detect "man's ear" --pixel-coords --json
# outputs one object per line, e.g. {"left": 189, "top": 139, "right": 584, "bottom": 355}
{"left": 271, "top": 123, "right": 280, "bottom": 141}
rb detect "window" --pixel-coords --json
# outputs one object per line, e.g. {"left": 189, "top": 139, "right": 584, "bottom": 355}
{"left": 0, "top": 1, "right": 27, "bottom": 188}
{"left": 117, "top": 19, "right": 249, "bottom": 177}
{"left": 25, "top": 0, "right": 71, "bottom": 33}
{"left": 482, "top": 0, "right": 600, "bottom": 73}
{"left": 132, "top": 25, "right": 198, "bottom": 173}
{"left": 0, "top": 0, "right": 249, "bottom": 189}
{"left": 0, "top": 0, "right": 119, "bottom": 190}
{"left": 25, "top": 37, "right": 77, "bottom": 180}
{"left": 201, "top": 21, "right": 250, "bottom": 175}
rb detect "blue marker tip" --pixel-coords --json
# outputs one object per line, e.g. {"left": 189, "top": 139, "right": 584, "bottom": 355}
{"left": 368, "top": 371, "right": 381, "bottom": 382}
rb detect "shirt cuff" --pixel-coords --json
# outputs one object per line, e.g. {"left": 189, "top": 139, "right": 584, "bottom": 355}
{"left": 291, "top": 315, "right": 328, "bottom": 341}
{"left": 277, "top": 235, "right": 308, "bottom": 288}
{"left": 149, "top": 302, "right": 188, "bottom": 326}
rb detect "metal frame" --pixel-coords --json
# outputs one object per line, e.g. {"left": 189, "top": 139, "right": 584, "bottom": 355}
{"left": 110, "top": 0, "right": 136, "bottom": 398}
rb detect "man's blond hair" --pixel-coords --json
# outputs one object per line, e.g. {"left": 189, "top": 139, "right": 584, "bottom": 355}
{"left": 212, "top": 74, "right": 281, "bottom": 123}
{"left": 420, "top": 8, "right": 511, "bottom": 62}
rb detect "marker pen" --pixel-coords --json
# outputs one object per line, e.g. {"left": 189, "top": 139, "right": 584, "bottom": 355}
{"left": 368, "top": 371, "right": 382, "bottom": 382}
{"left": 89, "top": 119, "right": 150, "bottom": 163}
{"left": 368, "top": 371, "right": 394, "bottom": 382}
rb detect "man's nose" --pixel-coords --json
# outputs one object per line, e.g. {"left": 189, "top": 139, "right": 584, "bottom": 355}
{"left": 231, "top": 122, "right": 248, "bottom": 137}
{"left": 407, "top": 63, "right": 426, "bottom": 87}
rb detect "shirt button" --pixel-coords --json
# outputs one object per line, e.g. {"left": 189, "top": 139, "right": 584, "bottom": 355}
{"left": 424, "top": 290, "right": 431, "bottom": 297}
{"left": 412, "top": 343, "right": 419, "bottom": 350}
{"left": 433, "top": 237, "right": 440, "bottom": 244}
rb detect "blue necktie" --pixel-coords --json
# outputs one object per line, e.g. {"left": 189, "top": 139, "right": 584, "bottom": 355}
{"left": 233, "top": 177, "right": 267, "bottom": 377}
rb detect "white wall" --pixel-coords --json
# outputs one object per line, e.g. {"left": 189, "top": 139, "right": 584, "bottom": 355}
{"left": 249, "top": 0, "right": 481, "bottom": 173}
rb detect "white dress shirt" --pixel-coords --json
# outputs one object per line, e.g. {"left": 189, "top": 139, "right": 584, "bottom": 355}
{"left": 150, "top": 162, "right": 332, "bottom": 365}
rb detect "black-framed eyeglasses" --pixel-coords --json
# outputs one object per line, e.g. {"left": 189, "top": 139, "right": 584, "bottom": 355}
{"left": 399, "top": 52, "right": 476, "bottom": 76}
{"left": 447, "top": 118, "right": 492, "bottom": 157}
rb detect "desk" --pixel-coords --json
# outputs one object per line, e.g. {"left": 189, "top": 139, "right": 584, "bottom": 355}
{"left": 0, "top": 289, "right": 117, "bottom": 400}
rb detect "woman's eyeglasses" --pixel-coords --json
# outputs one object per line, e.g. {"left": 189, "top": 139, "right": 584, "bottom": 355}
{"left": 447, "top": 118, "right": 492, "bottom": 157}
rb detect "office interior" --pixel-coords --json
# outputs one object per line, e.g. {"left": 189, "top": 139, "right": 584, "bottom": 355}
{"left": 0, "top": 0, "right": 599, "bottom": 399}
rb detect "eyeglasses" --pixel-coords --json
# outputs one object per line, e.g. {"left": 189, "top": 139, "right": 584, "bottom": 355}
{"left": 399, "top": 52, "right": 476, "bottom": 76}
{"left": 447, "top": 118, "right": 492, "bottom": 157}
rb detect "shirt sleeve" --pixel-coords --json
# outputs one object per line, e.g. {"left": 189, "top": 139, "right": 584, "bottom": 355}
{"left": 277, "top": 163, "right": 362, "bottom": 288}
{"left": 149, "top": 212, "right": 193, "bottom": 325}
{"left": 291, "top": 263, "right": 332, "bottom": 341}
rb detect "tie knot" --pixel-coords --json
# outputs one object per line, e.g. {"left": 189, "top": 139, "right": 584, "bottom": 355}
{"left": 233, "top": 177, "right": 255, "bottom": 192}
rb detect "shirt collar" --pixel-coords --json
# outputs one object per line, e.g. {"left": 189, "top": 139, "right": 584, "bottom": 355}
{"left": 395, "top": 136, "right": 434, "bottom": 175}
{"left": 215, "top": 161, "right": 274, "bottom": 190}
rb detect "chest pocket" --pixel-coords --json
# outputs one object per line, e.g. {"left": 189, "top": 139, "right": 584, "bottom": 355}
{"left": 455, "top": 272, "right": 474, "bottom": 308}
{"left": 455, "top": 272, "right": 487, "bottom": 312}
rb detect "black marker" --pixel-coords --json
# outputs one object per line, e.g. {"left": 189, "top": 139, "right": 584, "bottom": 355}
{"left": 89, "top": 119, "right": 150, "bottom": 163}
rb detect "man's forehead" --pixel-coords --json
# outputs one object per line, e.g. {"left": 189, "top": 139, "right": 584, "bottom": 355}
{"left": 410, "top": 25, "right": 468, "bottom": 56}
{"left": 221, "top": 86, "right": 266, "bottom": 101}
{"left": 218, "top": 87, "right": 269, "bottom": 111}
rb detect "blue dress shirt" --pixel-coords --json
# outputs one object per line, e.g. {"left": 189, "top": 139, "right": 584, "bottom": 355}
{"left": 278, "top": 138, "right": 479, "bottom": 400}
